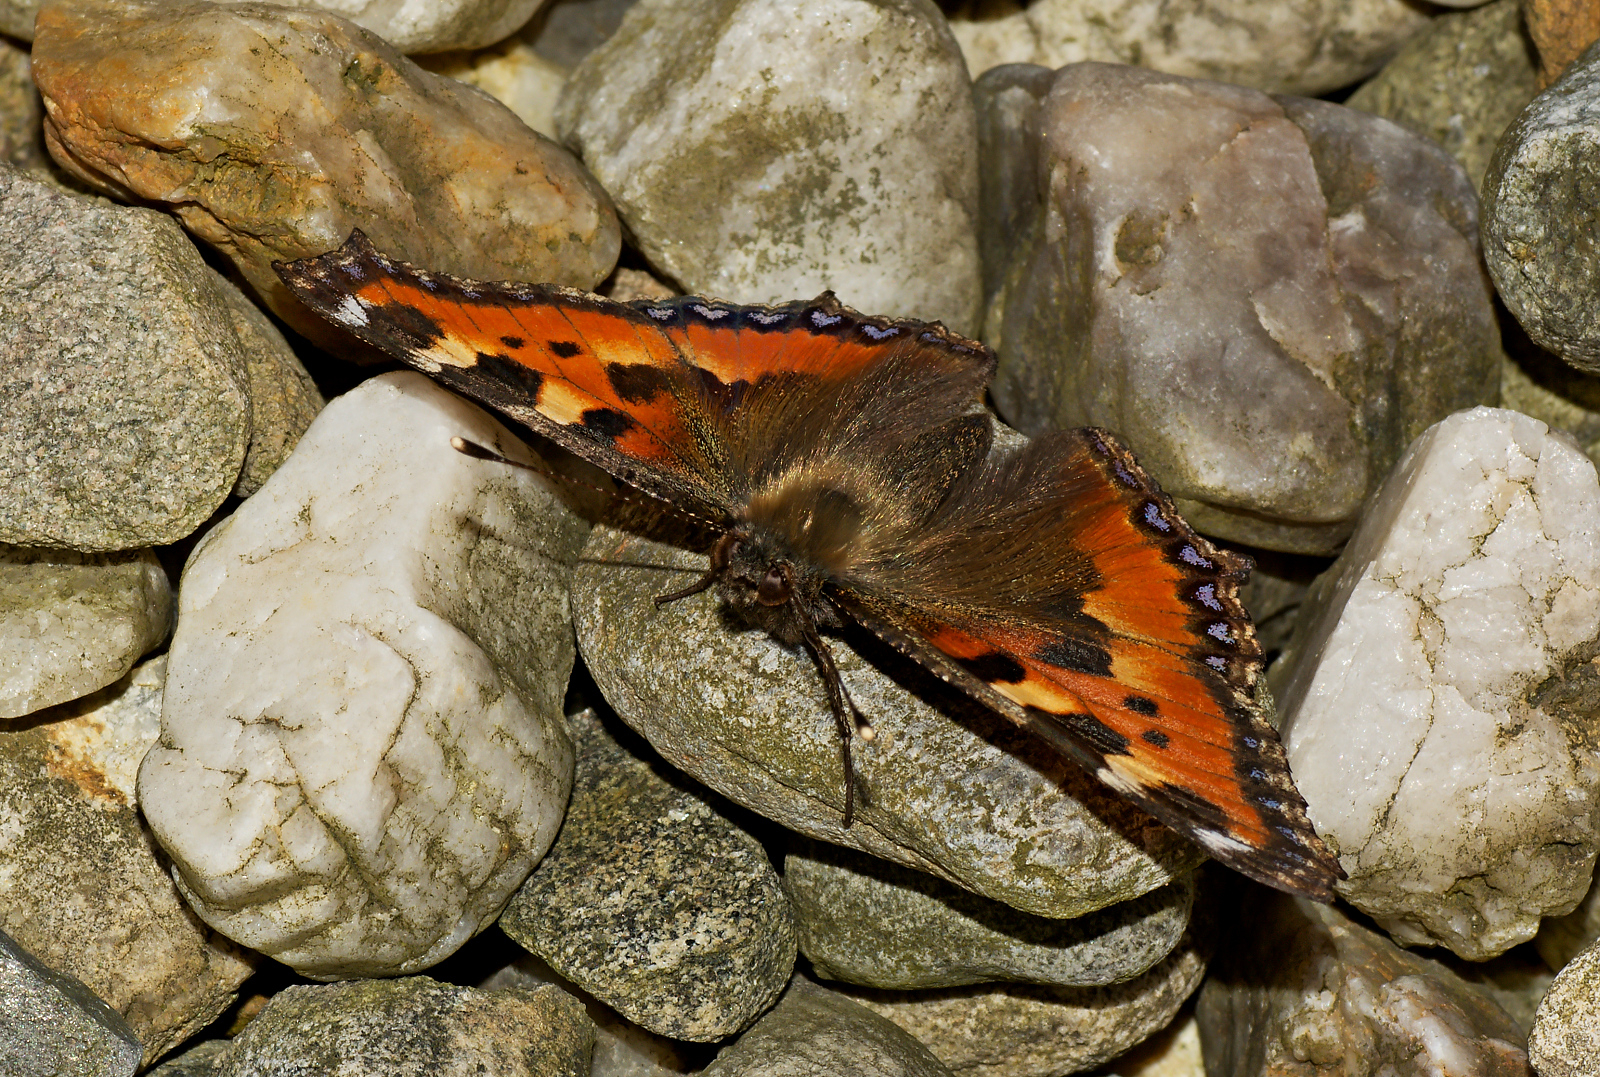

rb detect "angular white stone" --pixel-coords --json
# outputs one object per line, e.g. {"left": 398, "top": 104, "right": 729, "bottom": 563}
{"left": 139, "top": 373, "right": 588, "bottom": 978}
{"left": 1278, "top": 406, "right": 1600, "bottom": 959}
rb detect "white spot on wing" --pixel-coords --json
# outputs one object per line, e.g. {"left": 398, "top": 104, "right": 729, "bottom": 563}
{"left": 1195, "top": 828, "right": 1251, "bottom": 858}
{"left": 334, "top": 295, "right": 370, "bottom": 327}
{"left": 1096, "top": 765, "right": 1143, "bottom": 798}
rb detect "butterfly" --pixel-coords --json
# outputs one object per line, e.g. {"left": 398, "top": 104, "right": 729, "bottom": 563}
{"left": 275, "top": 231, "right": 1345, "bottom": 902}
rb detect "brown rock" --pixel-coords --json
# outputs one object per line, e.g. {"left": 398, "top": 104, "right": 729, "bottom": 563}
{"left": 32, "top": 0, "right": 620, "bottom": 351}
{"left": 1523, "top": 0, "right": 1600, "bottom": 85}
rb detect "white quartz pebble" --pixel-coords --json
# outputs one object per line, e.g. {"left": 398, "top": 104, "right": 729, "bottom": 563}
{"left": 1278, "top": 406, "right": 1600, "bottom": 960}
{"left": 138, "top": 373, "right": 589, "bottom": 978}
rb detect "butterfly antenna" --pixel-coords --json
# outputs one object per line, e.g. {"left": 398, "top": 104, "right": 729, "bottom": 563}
{"left": 791, "top": 596, "right": 872, "bottom": 827}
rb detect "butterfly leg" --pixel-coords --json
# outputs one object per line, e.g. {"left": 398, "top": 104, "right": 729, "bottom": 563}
{"left": 791, "top": 600, "right": 869, "bottom": 827}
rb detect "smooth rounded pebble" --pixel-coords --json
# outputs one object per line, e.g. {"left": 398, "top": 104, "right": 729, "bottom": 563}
{"left": 572, "top": 524, "right": 1204, "bottom": 923}
{"left": 1277, "top": 406, "right": 1600, "bottom": 960}
{"left": 33, "top": 0, "right": 619, "bottom": 352}
{"left": 0, "top": 546, "right": 171, "bottom": 720}
{"left": 557, "top": 0, "right": 983, "bottom": 337}
{"left": 139, "top": 373, "right": 589, "bottom": 977}
{"left": 978, "top": 62, "right": 1498, "bottom": 554}
{"left": 501, "top": 708, "right": 795, "bottom": 1041}
{"left": 1482, "top": 38, "right": 1600, "bottom": 372}
{"left": 211, "top": 978, "right": 594, "bottom": 1077}
{"left": 702, "top": 979, "right": 953, "bottom": 1077}
{"left": 783, "top": 837, "right": 1192, "bottom": 991}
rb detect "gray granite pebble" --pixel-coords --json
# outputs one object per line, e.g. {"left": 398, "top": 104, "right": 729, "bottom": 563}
{"left": 783, "top": 837, "right": 1192, "bottom": 991}
{"left": 702, "top": 978, "right": 952, "bottom": 1077}
{"left": 213, "top": 978, "right": 594, "bottom": 1077}
{"left": 0, "top": 927, "right": 141, "bottom": 1077}
{"left": 1530, "top": 938, "right": 1600, "bottom": 1077}
{"left": 1483, "top": 38, "right": 1600, "bottom": 371}
{"left": 500, "top": 707, "right": 795, "bottom": 1041}
{"left": 0, "top": 168, "right": 250, "bottom": 550}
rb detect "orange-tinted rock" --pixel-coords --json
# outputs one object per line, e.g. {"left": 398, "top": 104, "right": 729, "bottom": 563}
{"left": 1524, "top": 0, "right": 1600, "bottom": 85}
{"left": 33, "top": 0, "right": 619, "bottom": 351}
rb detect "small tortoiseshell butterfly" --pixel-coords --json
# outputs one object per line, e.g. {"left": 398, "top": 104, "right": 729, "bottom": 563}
{"left": 276, "top": 231, "right": 1344, "bottom": 901}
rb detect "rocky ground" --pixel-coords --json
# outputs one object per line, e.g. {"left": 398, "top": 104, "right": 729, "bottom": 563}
{"left": 4, "top": 0, "right": 1600, "bottom": 1074}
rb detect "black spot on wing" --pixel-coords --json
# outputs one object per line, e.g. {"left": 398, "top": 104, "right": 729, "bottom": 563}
{"left": 1125, "top": 695, "right": 1159, "bottom": 716}
{"left": 606, "top": 362, "right": 674, "bottom": 404}
{"left": 1028, "top": 706, "right": 1131, "bottom": 756}
{"left": 579, "top": 407, "right": 637, "bottom": 441}
{"left": 473, "top": 352, "right": 544, "bottom": 398}
{"left": 376, "top": 301, "right": 445, "bottom": 347}
{"left": 1141, "top": 729, "right": 1171, "bottom": 748}
{"left": 549, "top": 340, "right": 581, "bottom": 358}
{"left": 1033, "top": 637, "right": 1113, "bottom": 677}
{"left": 956, "top": 651, "right": 1027, "bottom": 684}
{"left": 500, "top": 334, "right": 526, "bottom": 349}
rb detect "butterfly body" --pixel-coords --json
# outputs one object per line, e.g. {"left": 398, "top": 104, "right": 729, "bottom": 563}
{"left": 276, "top": 231, "right": 1346, "bottom": 901}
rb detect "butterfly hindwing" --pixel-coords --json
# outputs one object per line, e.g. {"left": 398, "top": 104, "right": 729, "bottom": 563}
{"left": 835, "top": 428, "right": 1343, "bottom": 900}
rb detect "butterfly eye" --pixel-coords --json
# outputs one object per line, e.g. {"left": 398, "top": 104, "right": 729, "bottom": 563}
{"left": 757, "top": 565, "right": 792, "bottom": 606}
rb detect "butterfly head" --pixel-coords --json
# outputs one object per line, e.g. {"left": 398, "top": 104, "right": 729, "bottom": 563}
{"left": 704, "top": 526, "right": 844, "bottom": 645}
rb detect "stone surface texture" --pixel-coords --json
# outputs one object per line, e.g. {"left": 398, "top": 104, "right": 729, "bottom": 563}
{"left": 213, "top": 978, "right": 594, "bottom": 1077}
{"left": 556, "top": 0, "right": 983, "bottom": 337}
{"left": 1276, "top": 407, "right": 1600, "bottom": 960}
{"left": 1344, "top": 0, "right": 1540, "bottom": 190}
{"left": 0, "top": 40, "right": 48, "bottom": 173}
{"left": 500, "top": 708, "right": 795, "bottom": 1041}
{"left": 1537, "top": 871, "right": 1600, "bottom": 973}
{"left": 138, "top": 373, "right": 588, "bottom": 977}
{"left": 0, "top": 928, "right": 142, "bottom": 1077}
{"left": 946, "top": 0, "right": 1432, "bottom": 96}
{"left": 1524, "top": 0, "right": 1600, "bottom": 84}
{"left": 572, "top": 524, "right": 1205, "bottom": 923}
{"left": 979, "top": 63, "right": 1499, "bottom": 555}
{"left": 146, "top": 1039, "right": 231, "bottom": 1076}
{"left": 216, "top": 270, "right": 325, "bottom": 498}
{"left": 0, "top": 547, "right": 172, "bottom": 719}
{"left": 1197, "top": 886, "right": 1530, "bottom": 1077}
{"left": 0, "top": 168, "right": 251, "bottom": 551}
{"left": 843, "top": 929, "right": 1210, "bottom": 1077}
{"left": 0, "top": 658, "right": 254, "bottom": 1067}
{"left": 1482, "top": 37, "right": 1600, "bottom": 372}
{"left": 782, "top": 837, "right": 1192, "bottom": 990}
{"left": 1529, "top": 936, "right": 1600, "bottom": 1077}
{"left": 32, "top": 0, "right": 619, "bottom": 351}
{"left": 421, "top": 34, "right": 570, "bottom": 139}
{"left": 1501, "top": 330, "right": 1600, "bottom": 471}
{"left": 702, "top": 979, "right": 953, "bottom": 1077}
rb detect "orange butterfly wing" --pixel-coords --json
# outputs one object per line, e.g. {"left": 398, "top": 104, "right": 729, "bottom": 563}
{"left": 833, "top": 429, "right": 1344, "bottom": 900}
{"left": 275, "top": 231, "right": 992, "bottom": 521}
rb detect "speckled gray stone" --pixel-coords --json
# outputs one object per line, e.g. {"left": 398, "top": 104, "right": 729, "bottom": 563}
{"left": 0, "top": 168, "right": 251, "bottom": 550}
{"left": 783, "top": 837, "right": 1193, "bottom": 991}
{"left": 1482, "top": 37, "right": 1600, "bottom": 371}
{"left": 0, "top": 657, "right": 256, "bottom": 1067}
{"left": 702, "top": 979, "right": 953, "bottom": 1077}
{"left": 1344, "top": 0, "right": 1539, "bottom": 190}
{"left": 214, "top": 978, "right": 594, "bottom": 1077}
{"left": 1529, "top": 937, "right": 1600, "bottom": 1077}
{"left": 501, "top": 707, "right": 795, "bottom": 1042}
{"left": 0, "top": 927, "right": 141, "bottom": 1077}
{"left": 1198, "top": 887, "right": 1530, "bottom": 1077}
{"left": 978, "top": 62, "right": 1500, "bottom": 555}
{"left": 556, "top": 0, "right": 982, "bottom": 336}
{"left": 841, "top": 927, "right": 1210, "bottom": 1077}
{"left": 145, "top": 1040, "right": 230, "bottom": 1076}
{"left": 0, "top": 546, "right": 171, "bottom": 719}
{"left": 215, "top": 272, "right": 323, "bottom": 499}
{"left": 572, "top": 524, "right": 1204, "bottom": 923}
